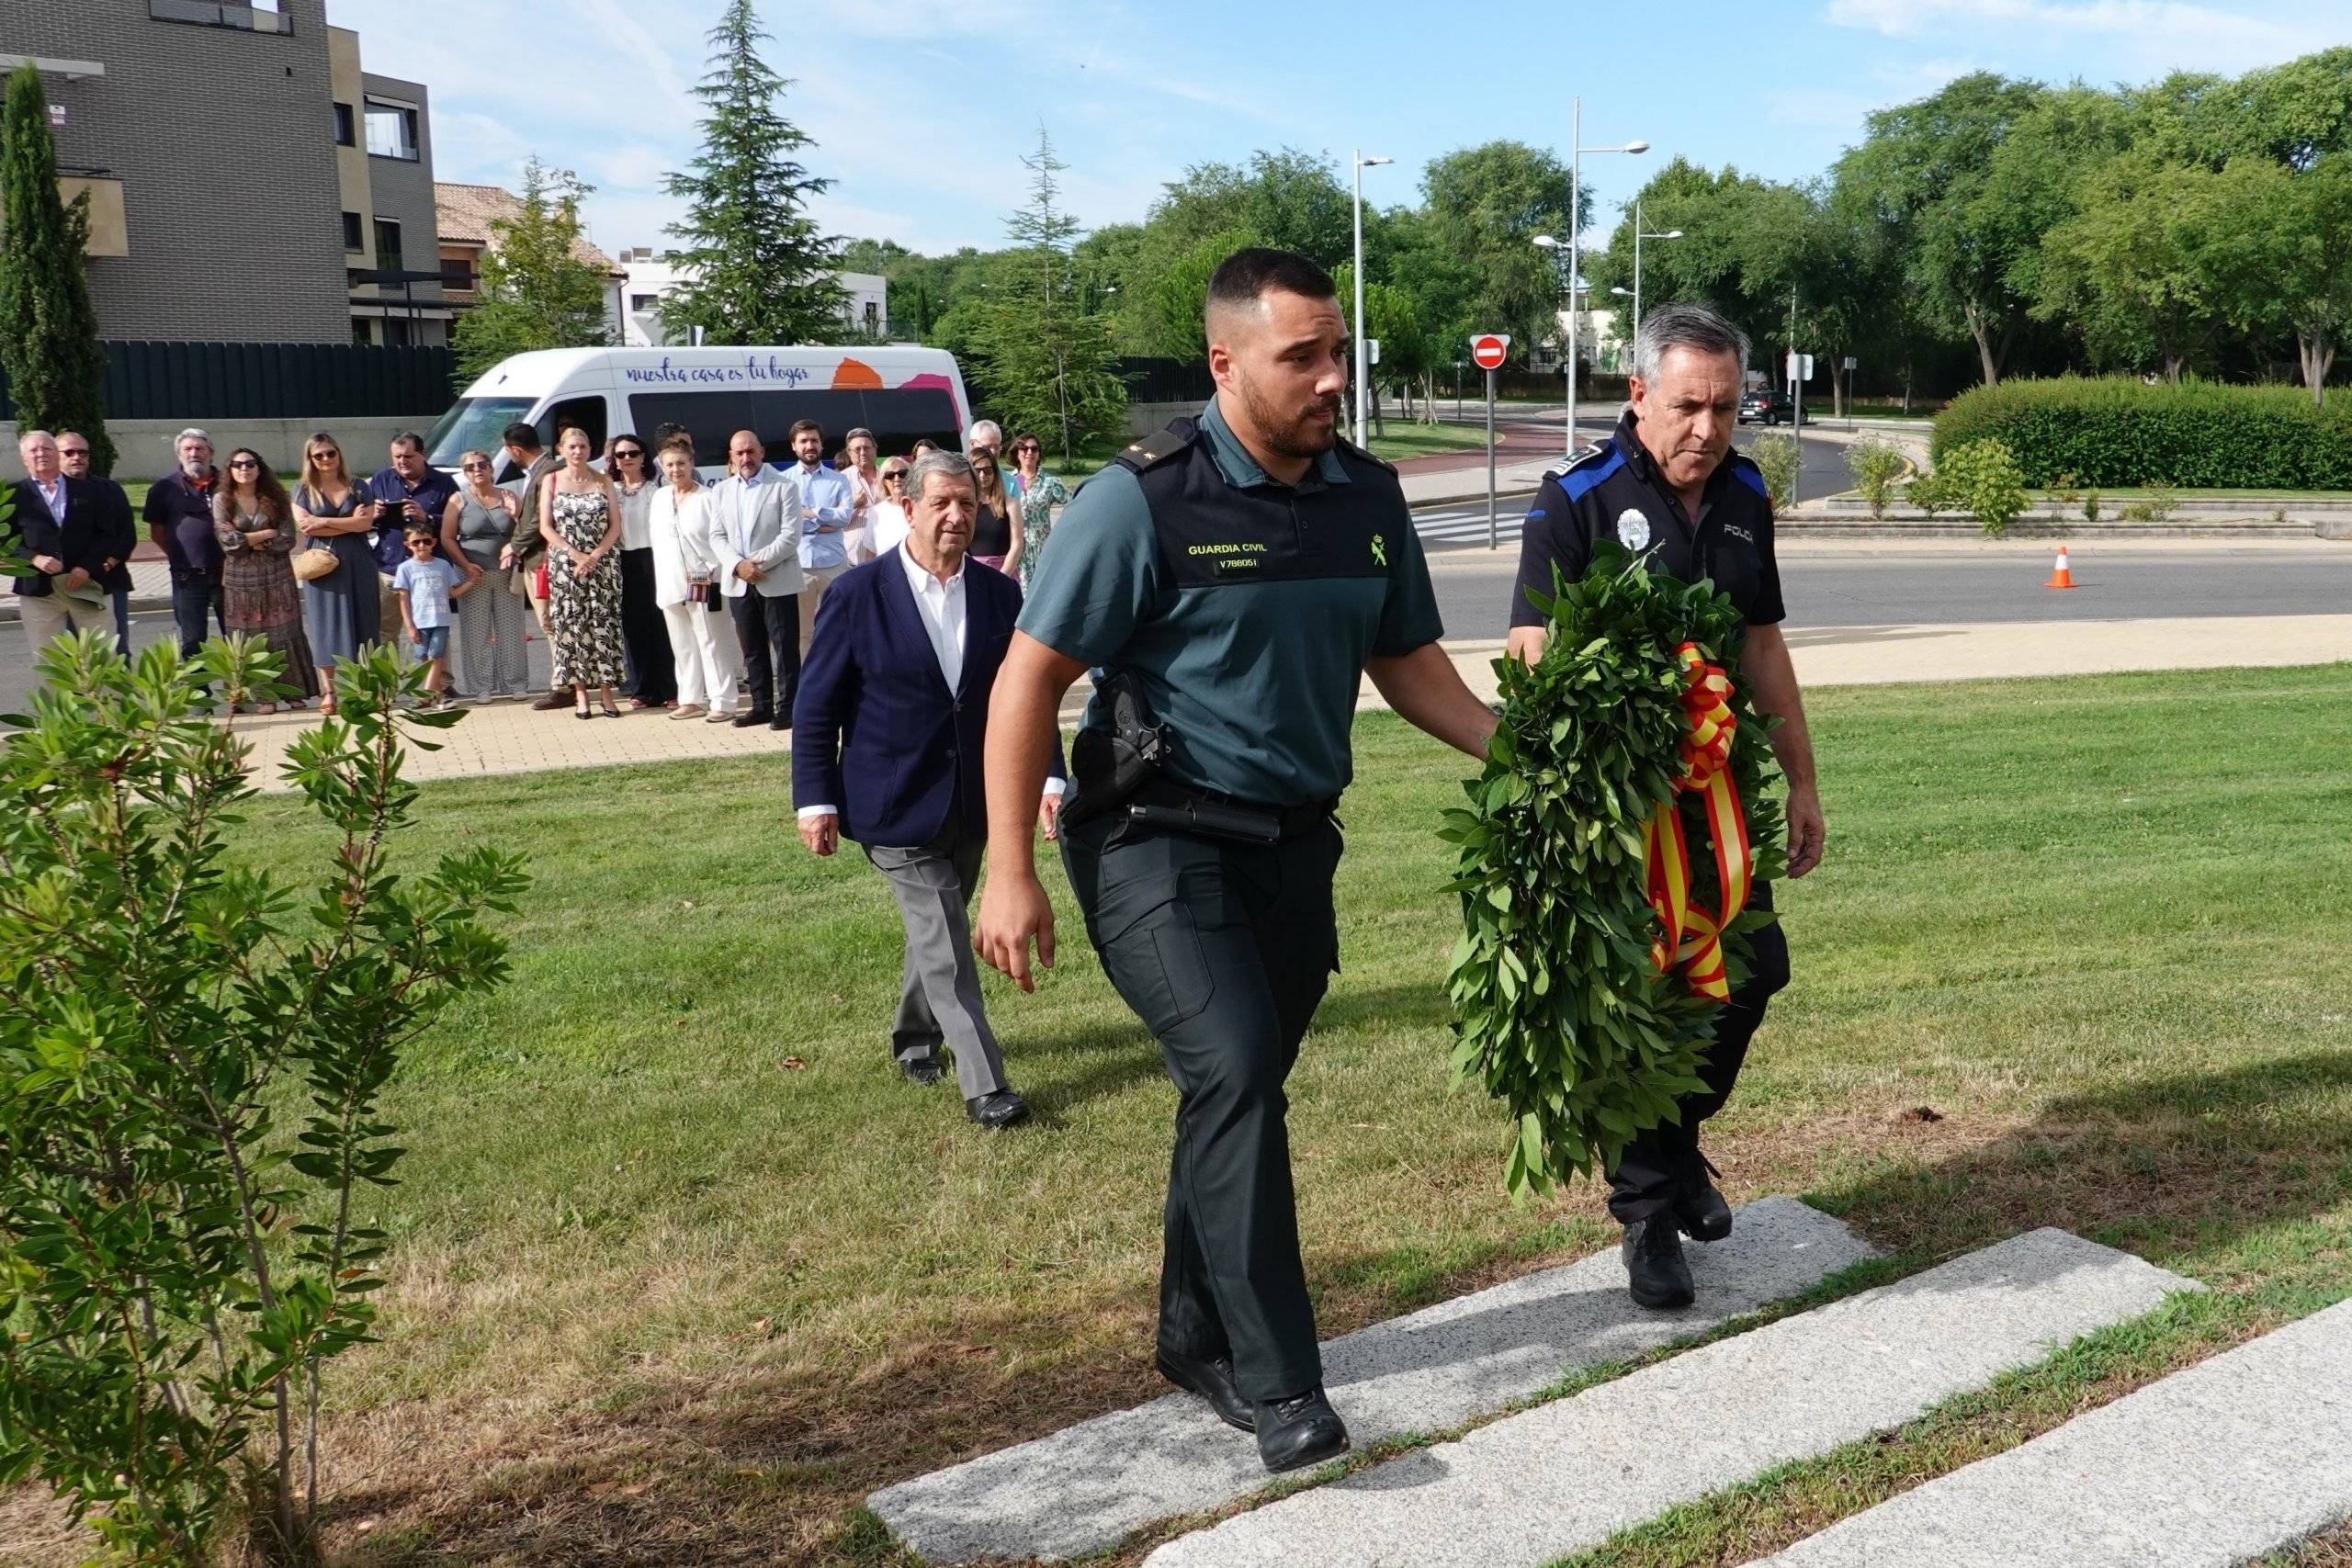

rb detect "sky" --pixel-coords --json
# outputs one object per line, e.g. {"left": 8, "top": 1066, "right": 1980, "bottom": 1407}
{"left": 336, "top": 0, "right": 2352, "bottom": 264}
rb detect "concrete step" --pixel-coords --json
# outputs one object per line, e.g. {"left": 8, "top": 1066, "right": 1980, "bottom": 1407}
{"left": 1752, "top": 1295, "right": 2352, "bottom": 1567}
{"left": 1143, "top": 1229, "right": 2199, "bottom": 1568}
{"left": 865, "top": 1197, "right": 1875, "bottom": 1564}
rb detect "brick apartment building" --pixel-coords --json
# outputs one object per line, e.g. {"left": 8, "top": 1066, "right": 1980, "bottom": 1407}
{"left": 1, "top": 0, "right": 445, "bottom": 345}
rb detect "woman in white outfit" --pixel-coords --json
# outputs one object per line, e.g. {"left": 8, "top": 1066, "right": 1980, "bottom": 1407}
{"left": 649, "top": 435, "right": 745, "bottom": 722}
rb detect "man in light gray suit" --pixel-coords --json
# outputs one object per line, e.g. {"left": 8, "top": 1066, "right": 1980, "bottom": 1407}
{"left": 708, "top": 428, "right": 806, "bottom": 730}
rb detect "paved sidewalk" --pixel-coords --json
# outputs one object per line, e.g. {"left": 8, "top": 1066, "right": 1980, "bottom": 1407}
{"left": 1430, "top": 614, "right": 2352, "bottom": 704}
{"left": 205, "top": 612, "right": 2352, "bottom": 795}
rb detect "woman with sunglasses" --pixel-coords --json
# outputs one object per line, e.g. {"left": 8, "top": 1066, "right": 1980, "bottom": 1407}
{"left": 213, "top": 446, "right": 319, "bottom": 712}
{"left": 606, "top": 433, "right": 677, "bottom": 710}
{"left": 439, "top": 448, "right": 528, "bottom": 700}
{"left": 291, "top": 433, "right": 381, "bottom": 714}
{"left": 868, "top": 457, "right": 914, "bottom": 558}
{"left": 1006, "top": 434, "right": 1070, "bottom": 592}
{"left": 967, "top": 440, "right": 1021, "bottom": 576}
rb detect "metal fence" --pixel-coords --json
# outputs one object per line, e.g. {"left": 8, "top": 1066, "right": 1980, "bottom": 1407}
{"left": 0, "top": 342, "right": 459, "bottom": 423}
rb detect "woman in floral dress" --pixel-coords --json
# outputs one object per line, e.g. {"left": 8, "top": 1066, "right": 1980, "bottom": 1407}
{"left": 213, "top": 446, "right": 320, "bottom": 711}
{"left": 537, "top": 425, "right": 626, "bottom": 718}
{"left": 1008, "top": 433, "right": 1069, "bottom": 592}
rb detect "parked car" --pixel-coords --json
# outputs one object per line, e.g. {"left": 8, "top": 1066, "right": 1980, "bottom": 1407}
{"left": 423, "top": 344, "right": 975, "bottom": 482}
{"left": 1737, "top": 389, "right": 1806, "bottom": 426}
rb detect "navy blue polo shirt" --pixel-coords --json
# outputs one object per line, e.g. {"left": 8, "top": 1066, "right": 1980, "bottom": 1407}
{"left": 1510, "top": 410, "right": 1785, "bottom": 628}
{"left": 362, "top": 464, "right": 458, "bottom": 572}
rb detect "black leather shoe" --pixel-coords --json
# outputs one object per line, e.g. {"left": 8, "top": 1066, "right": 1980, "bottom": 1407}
{"left": 1622, "top": 1215, "right": 1696, "bottom": 1310}
{"left": 1253, "top": 1387, "right": 1350, "bottom": 1473}
{"left": 965, "top": 1089, "right": 1030, "bottom": 1129}
{"left": 768, "top": 719, "right": 791, "bottom": 733}
{"left": 1157, "top": 1349, "right": 1254, "bottom": 1432}
{"left": 1674, "top": 1177, "right": 1734, "bottom": 1243}
{"left": 731, "top": 708, "right": 773, "bottom": 728}
{"left": 899, "top": 1056, "right": 944, "bottom": 1087}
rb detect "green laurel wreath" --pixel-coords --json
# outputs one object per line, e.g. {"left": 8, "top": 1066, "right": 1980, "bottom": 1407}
{"left": 1441, "top": 547, "right": 1787, "bottom": 1198}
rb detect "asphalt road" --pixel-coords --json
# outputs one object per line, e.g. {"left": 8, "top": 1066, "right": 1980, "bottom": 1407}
{"left": 1423, "top": 540, "right": 2352, "bottom": 642}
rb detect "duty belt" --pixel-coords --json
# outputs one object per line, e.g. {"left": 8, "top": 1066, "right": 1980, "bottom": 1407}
{"left": 1125, "top": 778, "right": 1340, "bottom": 846}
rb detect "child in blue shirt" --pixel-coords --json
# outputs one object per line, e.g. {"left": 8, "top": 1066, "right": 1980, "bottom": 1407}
{"left": 391, "top": 524, "right": 471, "bottom": 709}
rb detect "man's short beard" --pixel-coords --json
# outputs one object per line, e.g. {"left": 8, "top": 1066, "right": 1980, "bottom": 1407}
{"left": 1237, "top": 371, "right": 1340, "bottom": 460}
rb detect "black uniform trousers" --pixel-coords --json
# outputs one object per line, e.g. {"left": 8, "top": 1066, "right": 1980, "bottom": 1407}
{"left": 1605, "top": 880, "right": 1792, "bottom": 1224}
{"left": 617, "top": 547, "right": 677, "bottom": 705}
{"left": 729, "top": 590, "right": 800, "bottom": 719}
{"left": 1061, "top": 809, "right": 1343, "bottom": 1404}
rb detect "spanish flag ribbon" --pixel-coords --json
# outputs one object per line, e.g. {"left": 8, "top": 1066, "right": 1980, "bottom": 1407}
{"left": 1645, "top": 643, "right": 1754, "bottom": 1002}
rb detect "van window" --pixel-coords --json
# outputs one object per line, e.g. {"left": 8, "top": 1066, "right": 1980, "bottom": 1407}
{"left": 627, "top": 391, "right": 759, "bottom": 466}
{"left": 537, "top": 396, "right": 608, "bottom": 455}
{"left": 858, "top": 389, "right": 963, "bottom": 455}
{"left": 626, "top": 384, "right": 966, "bottom": 467}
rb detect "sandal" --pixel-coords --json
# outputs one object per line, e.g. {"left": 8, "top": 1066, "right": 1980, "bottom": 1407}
{"left": 628, "top": 695, "right": 652, "bottom": 711}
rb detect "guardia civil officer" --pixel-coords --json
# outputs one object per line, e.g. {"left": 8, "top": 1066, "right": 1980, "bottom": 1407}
{"left": 1506, "top": 301, "right": 1828, "bottom": 1313}
{"left": 976, "top": 249, "right": 1499, "bottom": 1473}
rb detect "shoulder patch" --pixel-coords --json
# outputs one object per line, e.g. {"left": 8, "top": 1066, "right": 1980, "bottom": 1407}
{"left": 1331, "top": 434, "right": 1397, "bottom": 475}
{"left": 1725, "top": 452, "right": 1770, "bottom": 500}
{"left": 1554, "top": 443, "right": 1627, "bottom": 505}
{"left": 1111, "top": 419, "right": 1198, "bottom": 475}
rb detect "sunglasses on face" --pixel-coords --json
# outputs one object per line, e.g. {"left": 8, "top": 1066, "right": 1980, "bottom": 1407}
{"left": 60, "top": 449, "right": 87, "bottom": 459}
{"left": 229, "top": 459, "right": 260, "bottom": 470}
{"left": 462, "top": 461, "right": 489, "bottom": 470}
{"left": 614, "top": 449, "right": 643, "bottom": 460}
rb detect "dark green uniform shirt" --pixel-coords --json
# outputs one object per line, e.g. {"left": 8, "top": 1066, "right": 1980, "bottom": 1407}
{"left": 1018, "top": 398, "right": 1445, "bottom": 807}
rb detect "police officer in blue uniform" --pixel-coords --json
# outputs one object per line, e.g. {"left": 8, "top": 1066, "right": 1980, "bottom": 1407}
{"left": 1507, "top": 301, "right": 1828, "bottom": 1312}
{"left": 977, "top": 249, "right": 1500, "bottom": 1473}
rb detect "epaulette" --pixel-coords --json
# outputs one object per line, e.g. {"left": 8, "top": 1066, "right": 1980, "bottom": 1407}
{"left": 1542, "top": 439, "right": 1611, "bottom": 482}
{"left": 1332, "top": 434, "right": 1397, "bottom": 475}
{"left": 1111, "top": 420, "right": 1198, "bottom": 474}
{"left": 1545, "top": 440, "right": 1628, "bottom": 504}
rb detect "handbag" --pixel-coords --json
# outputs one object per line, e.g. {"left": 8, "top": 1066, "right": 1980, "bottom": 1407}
{"left": 291, "top": 546, "right": 339, "bottom": 582}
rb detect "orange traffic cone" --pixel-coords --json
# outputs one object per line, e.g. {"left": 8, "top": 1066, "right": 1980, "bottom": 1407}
{"left": 2044, "top": 546, "right": 2077, "bottom": 591}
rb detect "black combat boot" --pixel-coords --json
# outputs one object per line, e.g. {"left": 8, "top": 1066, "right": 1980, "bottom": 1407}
{"left": 1674, "top": 1158, "right": 1733, "bottom": 1242}
{"left": 1622, "top": 1213, "right": 1696, "bottom": 1309}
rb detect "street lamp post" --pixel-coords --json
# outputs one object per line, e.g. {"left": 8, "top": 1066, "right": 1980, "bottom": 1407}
{"left": 1627, "top": 196, "right": 1682, "bottom": 345}
{"left": 1557, "top": 96, "right": 1648, "bottom": 456}
{"left": 1352, "top": 150, "right": 1393, "bottom": 446}
{"left": 1532, "top": 233, "right": 1569, "bottom": 444}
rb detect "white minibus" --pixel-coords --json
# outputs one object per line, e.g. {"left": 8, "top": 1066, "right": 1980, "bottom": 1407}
{"left": 421, "top": 344, "right": 975, "bottom": 481}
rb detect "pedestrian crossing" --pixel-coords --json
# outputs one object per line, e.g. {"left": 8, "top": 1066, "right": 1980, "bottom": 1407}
{"left": 1412, "top": 500, "right": 1534, "bottom": 550}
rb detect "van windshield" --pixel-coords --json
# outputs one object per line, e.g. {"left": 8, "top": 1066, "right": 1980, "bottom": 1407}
{"left": 423, "top": 397, "right": 531, "bottom": 470}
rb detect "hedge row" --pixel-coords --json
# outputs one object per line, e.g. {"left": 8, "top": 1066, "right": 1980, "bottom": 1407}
{"left": 1930, "top": 377, "right": 2352, "bottom": 489}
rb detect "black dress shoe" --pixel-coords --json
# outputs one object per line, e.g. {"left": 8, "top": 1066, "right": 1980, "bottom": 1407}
{"left": 1674, "top": 1177, "right": 1734, "bottom": 1242}
{"left": 731, "top": 709, "right": 773, "bottom": 728}
{"left": 1157, "top": 1348, "right": 1254, "bottom": 1432}
{"left": 1253, "top": 1387, "right": 1350, "bottom": 1473}
{"left": 965, "top": 1089, "right": 1030, "bottom": 1129}
{"left": 1623, "top": 1214, "right": 1696, "bottom": 1310}
{"left": 899, "top": 1056, "right": 944, "bottom": 1087}
{"left": 769, "top": 719, "right": 791, "bottom": 733}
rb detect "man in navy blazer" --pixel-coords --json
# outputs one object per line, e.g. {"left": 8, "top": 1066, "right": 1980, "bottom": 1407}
{"left": 7, "top": 430, "right": 114, "bottom": 657}
{"left": 792, "top": 450, "right": 1061, "bottom": 1130}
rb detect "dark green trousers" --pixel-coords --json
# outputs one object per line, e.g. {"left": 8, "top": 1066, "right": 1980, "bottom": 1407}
{"left": 1061, "top": 811, "right": 1342, "bottom": 1402}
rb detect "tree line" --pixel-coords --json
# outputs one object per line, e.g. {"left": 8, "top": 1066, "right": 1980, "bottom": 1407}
{"left": 854, "top": 47, "right": 2352, "bottom": 420}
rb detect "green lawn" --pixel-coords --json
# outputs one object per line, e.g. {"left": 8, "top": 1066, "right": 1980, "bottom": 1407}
{"left": 1360, "top": 423, "right": 1494, "bottom": 462}
{"left": 14, "top": 665, "right": 2350, "bottom": 1566}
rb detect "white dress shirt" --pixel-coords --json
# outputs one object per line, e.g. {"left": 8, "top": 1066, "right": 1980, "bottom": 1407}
{"left": 797, "top": 547, "right": 1062, "bottom": 820}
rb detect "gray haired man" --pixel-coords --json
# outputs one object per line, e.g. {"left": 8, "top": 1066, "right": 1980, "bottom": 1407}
{"left": 1505, "top": 302, "right": 1826, "bottom": 1313}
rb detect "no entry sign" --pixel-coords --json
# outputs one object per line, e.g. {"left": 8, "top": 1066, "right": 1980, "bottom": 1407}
{"left": 1470, "top": 333, "right": 1510, "bottom": 370}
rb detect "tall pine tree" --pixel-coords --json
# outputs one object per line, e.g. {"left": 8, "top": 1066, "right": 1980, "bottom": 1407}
{"left": 662, "top": 0, "right": 845, "bottom": 344}
{"left": 453, "top": 157, "right": 614, "bottom": 378}
{"left": 969, "top": 130, "right": 1128, "bottom": 464}
{"left": 0, "top": 62, "right": 113, "bottom": 474}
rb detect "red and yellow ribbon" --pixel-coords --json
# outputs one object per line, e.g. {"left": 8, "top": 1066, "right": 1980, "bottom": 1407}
{"left": 1645, "top": 643, "right": 1753, "bottom": 1002}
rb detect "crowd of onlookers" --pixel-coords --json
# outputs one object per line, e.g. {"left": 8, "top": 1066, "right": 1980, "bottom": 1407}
{"left": 6, "top": 416, "right": 1072, "bottom": 727}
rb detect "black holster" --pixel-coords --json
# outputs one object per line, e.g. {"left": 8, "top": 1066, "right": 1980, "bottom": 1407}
{"left": 1060, "top": 668, "right": 1169, "bottom": 828}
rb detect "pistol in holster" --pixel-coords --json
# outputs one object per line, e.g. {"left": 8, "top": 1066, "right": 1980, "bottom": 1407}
{"left": 1060, "top": 668, "right": 1169, "bottom": 829}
